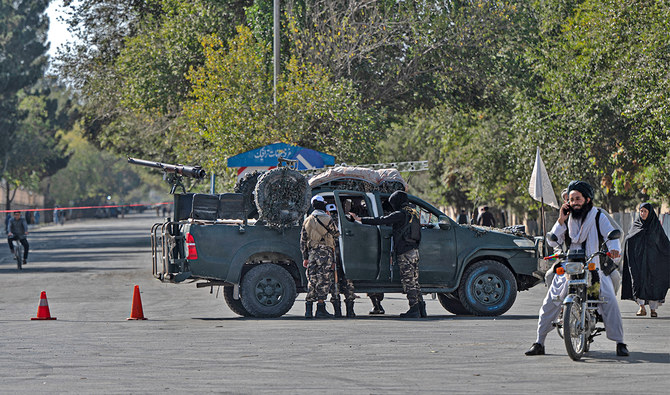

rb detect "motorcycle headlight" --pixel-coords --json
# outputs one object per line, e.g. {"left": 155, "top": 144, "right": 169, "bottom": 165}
{"left": 564, "top": 261, "right": 585, "bottom": 275}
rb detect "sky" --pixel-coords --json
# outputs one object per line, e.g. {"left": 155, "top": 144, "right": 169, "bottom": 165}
{"left": 46, "top": 0, "right": 73, "bottom": 58}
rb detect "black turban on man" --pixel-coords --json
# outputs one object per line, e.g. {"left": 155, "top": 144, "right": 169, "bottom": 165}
{"left": 567, "top": 180, "right": 594, "bottom": 200}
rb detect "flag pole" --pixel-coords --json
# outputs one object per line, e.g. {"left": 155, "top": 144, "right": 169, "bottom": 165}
{"left": 540, "top": 197, "right": 546, "bottom": 238}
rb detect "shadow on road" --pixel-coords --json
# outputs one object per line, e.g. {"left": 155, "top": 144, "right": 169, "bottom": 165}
{"left": 578, "top": 350, "right": 670, "bottom": 364}
{"left": 193, "top": 313, "right": 539, "bottom": 321}
{"left": 0, "top": 266, "right": 131, "bottom": 274}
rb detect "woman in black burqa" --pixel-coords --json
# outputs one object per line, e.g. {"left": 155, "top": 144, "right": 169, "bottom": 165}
{"left": 621, "top": 202, "right": 670, "bottom": 317}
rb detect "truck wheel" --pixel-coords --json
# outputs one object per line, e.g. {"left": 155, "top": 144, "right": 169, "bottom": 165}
{"left": 240, "top": 263, "right": 297, "bottom": 318}
{"left": 254, "top": 167, "right": 310, "bottom": 229}
{"left": 234, "top": 170, "right": 261, "bottom": 218}
{"left": 223, "top": 286, "right": 251, "bottom": 317}
{"left": 458, "top": 260, "right": 517, "bottom": 316}
{"left": 437, "top": 292, "right": 471, "bottom": 315}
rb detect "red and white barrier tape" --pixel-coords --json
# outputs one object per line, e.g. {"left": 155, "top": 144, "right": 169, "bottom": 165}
{"left": 0, "top": 202, "right": 170, "bottom": 214}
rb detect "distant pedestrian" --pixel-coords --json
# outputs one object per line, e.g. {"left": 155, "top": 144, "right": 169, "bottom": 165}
{"left": 477, "top": 206, "right": 496, "bottom": 227}
{"left": 54, "top": 206, "right": 59, "bottom": 225}
{"left": 34, "top": 210, "right": 40, "bottom": 225}
{"left": 621, "top": 202, "right": 670, "bottom": 318}
{"left": 456, "top": 209, "right": 468, "bottom": 225}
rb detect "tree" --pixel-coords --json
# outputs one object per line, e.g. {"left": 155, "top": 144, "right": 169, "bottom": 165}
{"left": 59, "top": 0, "right": 250, "bottom": 162}
{"left": 379, "top": 1, "right": 541, "bottom": 212}
{"left": 0, "top": 0, "right": 71, "bottom": 210}
{"left": 512, "top": 0, "right": 670, "bottom": 210}
{"left": 48, "top": 125, "right": 163, "bottom": 206}
{"left": 183, "top": 26, "right": 378, "bottom": 175}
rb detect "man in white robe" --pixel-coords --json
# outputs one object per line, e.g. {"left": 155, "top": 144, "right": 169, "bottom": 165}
{"left": 525, "top": 180, "right": 629, "bottom": 357}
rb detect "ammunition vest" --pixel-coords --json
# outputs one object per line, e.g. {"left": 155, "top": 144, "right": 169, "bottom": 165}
{"left": 304, "top": 213, "right": 336, "bottom": 250}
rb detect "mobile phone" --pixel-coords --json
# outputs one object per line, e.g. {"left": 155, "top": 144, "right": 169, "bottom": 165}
{"left": 562, "top": 206, "right": 571, "bottom": 216}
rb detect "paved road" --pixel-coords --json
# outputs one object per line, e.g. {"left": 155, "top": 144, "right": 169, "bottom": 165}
{"left": 1, "top": 213, "right": 668, "bottom": 393}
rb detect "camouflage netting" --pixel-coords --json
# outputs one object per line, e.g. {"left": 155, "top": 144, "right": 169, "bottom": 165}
{"left": 309, "top": 166, "right": 407, "bottom": 193}
{"left": 254, "top": 167, "right": 311, "bottom": 229}
{"left": 234, "top": 170, "right": 261, "bottom": 217}
{"left": 376, "top": 168, "right": 407, "bottom": 193}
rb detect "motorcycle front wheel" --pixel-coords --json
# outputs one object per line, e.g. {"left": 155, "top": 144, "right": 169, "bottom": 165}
{"left": 564, "top": 298, "right": 587, "bottom": 360}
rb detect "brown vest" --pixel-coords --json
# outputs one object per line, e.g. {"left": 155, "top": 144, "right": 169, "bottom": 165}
{"left": 303, "top": 213, "right": 336, "bottom": 250}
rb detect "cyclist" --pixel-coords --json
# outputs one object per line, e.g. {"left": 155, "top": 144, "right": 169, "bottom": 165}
{"left": 7, "top": 211, "right": 29, "bottom": 265}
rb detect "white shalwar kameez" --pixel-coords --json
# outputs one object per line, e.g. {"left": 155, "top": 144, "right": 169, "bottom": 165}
{"left": 535, "top": 207, "right": 624, "bottom": 345}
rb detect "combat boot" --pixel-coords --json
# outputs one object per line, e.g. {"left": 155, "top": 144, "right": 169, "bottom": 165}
{"left": 345, "top": 300, "right": 356, "bottom": 318}
{"left": 315, "top": 302, "right": 334, "bottom": 318}
{"left": 419, "top": 300, "right": 427, "bottom": 318}
{"left": 399, "top": 303, "right": 420, "bottom": 318}
{"left": 332, "top": 300, "right": 343, "bottom": 318}
{"left": 305, "top": 301, "right": 313, "bottom": 318}
{"left": 369, "top": 296, "right": 385, "bottom": 315}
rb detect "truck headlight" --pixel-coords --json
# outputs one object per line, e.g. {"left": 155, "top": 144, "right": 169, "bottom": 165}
{"left": 514, "top": 238, "right": 535, "bottom": 247}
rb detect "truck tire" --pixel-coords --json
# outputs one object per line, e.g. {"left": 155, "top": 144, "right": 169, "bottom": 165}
{"left": 437, "top": 292, "right": 471, "bottom": 315}
{"left": 234, "top": 171, "right": 261, "bottom": 218}
{"left": 254, "top": 167, "right": 310, "bottom": 229}
{"left": 458, "top": 260, "right": 517, "bottom": 316}
{"left": 223, "top": 286, "right": 251, "bottom": 317}
{"left": 240, "top": 263, "right": 297, "bottom": 318}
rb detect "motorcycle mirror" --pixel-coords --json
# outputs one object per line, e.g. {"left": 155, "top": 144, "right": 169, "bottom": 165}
{"left": 607, "top": 229, "right": 621, "bottom": 240}
{"left": 546, "top": 232, "right": 558, "bottom": 242}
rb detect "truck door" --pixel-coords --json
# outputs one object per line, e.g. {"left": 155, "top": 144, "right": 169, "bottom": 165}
{"left": 334, "top": 191, "right": 380, "bottom": 280}
{"left": 413, "top": 203, "right": 459, "bottom": 287}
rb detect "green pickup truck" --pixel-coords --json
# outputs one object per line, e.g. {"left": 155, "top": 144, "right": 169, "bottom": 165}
{"left": 152, "top": 187, "right": 543, "bottom": 318}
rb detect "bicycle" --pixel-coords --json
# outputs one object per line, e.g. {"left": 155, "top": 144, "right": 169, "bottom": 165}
{"left": 12, "top": 237, "right": 24, "bottom": 270}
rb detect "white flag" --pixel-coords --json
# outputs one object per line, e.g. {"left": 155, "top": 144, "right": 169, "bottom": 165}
{"left": 529, "top": 147, "right": 559, "bottom": 209}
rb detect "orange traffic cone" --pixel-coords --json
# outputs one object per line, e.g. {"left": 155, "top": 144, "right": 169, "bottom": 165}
{"left": 31, "top": 291, "right": 57, "bottom": 320}
{"left": 127, "top": 285, "right": 147, "bottom": 320}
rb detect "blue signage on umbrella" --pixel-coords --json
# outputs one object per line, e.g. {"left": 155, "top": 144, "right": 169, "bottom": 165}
{"left": 227, "top": 143, "right": 334, "bottom": 168}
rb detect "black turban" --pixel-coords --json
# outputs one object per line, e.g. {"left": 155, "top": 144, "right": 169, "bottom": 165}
{"left": 567, "top": 180, "right": 594, "bottom": 200}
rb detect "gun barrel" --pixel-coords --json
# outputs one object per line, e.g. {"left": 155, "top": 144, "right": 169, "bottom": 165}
{"left": 127, "top": 157, "right": 206, "bottom": 179}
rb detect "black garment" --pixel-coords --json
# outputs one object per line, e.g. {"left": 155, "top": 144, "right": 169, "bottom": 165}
{"left": 621, "top": 203, "right": 670, "bottom": 302}
{"left": 8, "top": 235, "right": 29, "bottom": 259}
{"left": 360, "top": 191, "right": 419, "bottom": 255}
{"left": 456, "top": 213, "right": 468, "bottom": 225}
{"left": 477, "top": 211, "right": 496, "bottom": 227}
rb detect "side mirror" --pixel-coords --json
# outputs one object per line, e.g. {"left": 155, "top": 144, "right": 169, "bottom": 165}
{"left": 607, "top": 229, "right": 621, "bottom": 240}
{"left": 547, "top": 232, "right": 558, "bottom": 242}
{"left": 438, "top": 215, "right": 451, "bottom": 230}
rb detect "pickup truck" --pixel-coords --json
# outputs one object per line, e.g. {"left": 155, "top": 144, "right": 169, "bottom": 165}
{"left": 152, "top": 187, "right": 543, "bottom": 318}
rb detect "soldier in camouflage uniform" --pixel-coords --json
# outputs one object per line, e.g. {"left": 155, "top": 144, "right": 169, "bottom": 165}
{"left": 326, "top": 203, "right": 356, "bottom": 318}
{"left": 350, "top": 190, "right": 425, "bottom": 318}
{"left": 301, "top": 195, "right": 339, "bottom": 318}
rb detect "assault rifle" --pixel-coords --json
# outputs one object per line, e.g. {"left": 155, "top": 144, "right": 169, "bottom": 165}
{"left": 128, "top": 157, "right": 207, "bottom": 194}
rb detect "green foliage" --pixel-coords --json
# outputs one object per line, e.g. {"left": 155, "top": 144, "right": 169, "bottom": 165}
{"left": 55, "top": 0, "right": 670, "bottom": 215}
{"left": 184, "top": 26, "right": 378, "bottom": 175}
{"left": 48, "top": 125, "right": 167, "bottom": 205}
{"left": 514, "top": 0, "right": 670, "bottom": 209}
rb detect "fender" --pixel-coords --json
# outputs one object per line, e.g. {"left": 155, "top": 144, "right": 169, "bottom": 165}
{"left": 226, "top": 239, "right": 305, "bottom": 286}
{"left": 457, "top": 246, "right": 518, "bottom": 277}
{"left": 563, "top": 294, "right": 579, "bottom": 304}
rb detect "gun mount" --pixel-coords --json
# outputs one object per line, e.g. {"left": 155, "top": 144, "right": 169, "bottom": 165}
{"left": 128, "top": 157, "right": 207, "bottom": 194}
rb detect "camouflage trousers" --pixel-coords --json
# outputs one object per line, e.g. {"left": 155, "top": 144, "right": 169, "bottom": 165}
{"left": 398, "top": 249, "right": 423, "bottom": 306}
{"left": 330, "top": 253, "right": 356, "bottom": 302}
{"left": 305, "top": 246, "right": 335, "bottom": 302}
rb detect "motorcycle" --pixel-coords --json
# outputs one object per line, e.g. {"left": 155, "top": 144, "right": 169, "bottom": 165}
{"left": 545, "top": 229, "right": 621, "bottom": 360}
